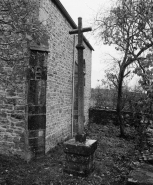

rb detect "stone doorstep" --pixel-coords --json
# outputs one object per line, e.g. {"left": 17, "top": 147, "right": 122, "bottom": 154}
{"left": 127, "top": 163, "right": 153, "bottom": 185}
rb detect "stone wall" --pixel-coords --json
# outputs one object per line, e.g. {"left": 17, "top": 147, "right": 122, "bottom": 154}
{"left": 0, "top": 0, "right": 43, "bottom": 160}
{"left": 89, "top": 108, "right": 151, "bottom": 126}
{"left": 89, "top": 108, "right": 118, "bottom": 125}
{"left": 0, "top": 0, "right": 92, "bottom": 159}
{"left": 0, "top": 47, "right": 28, "bottom": 157}
{"left": 40, "top": 0, "right": 92, "bottom": 153}
{"left": 84, "top": 49, "right": 92, "bottom": 124}
{"left": 0, "top": 72, "right": 27, "bottom": 157}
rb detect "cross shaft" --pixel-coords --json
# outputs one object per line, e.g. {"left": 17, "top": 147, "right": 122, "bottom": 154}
{"left": 69, "top": 17, "right": 92, "bottom": 142}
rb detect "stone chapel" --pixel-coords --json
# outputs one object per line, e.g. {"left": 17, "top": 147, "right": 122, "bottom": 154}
{"left": 0, "top": 0, "right": 93, "bottom": 160}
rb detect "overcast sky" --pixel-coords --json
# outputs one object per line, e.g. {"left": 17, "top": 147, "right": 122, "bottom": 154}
{"left": 60, "top": 0, "right": 118, "bottom": 88}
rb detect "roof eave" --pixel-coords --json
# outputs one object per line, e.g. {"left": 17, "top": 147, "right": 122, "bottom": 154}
{"left": 51, "top": 0, "right": 94, "bottom": 51}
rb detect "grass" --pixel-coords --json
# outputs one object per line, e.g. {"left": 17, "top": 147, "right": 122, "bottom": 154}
{"left": 0, "top": 122, "right": 140, "bottom": 185}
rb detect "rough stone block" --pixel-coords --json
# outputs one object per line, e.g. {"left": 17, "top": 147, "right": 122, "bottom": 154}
{"left": 64, "top": 138, "right": 97, "bottom": 155}
{"left": 63, "top": 139, "right": 97, "bottom": 177}
{"left": 66, "top": 153, "right": 93, "bottom": 164}
{"left": 127, "top": 163, "right": 153, "bottom": 185}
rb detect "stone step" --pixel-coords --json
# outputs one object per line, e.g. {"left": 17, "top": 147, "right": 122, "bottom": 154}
{"left": 127, "top": 163, "right": 153, "bottom": 185}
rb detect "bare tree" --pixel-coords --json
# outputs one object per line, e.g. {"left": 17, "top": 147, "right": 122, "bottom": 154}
{"left": 134, "top": 53, "right": 153, "bottom": 115}
{"left": 94, "top": 0, "right": 153, "bottom": 137}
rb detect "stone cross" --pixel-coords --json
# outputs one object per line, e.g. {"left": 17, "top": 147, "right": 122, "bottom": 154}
{"left": 69, "top": 17, "right": 92, "bottom": 142}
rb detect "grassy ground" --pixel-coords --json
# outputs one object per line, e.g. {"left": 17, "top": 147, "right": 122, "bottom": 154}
{"left": 0, "top": 122, "right": 140, "bottom": 185}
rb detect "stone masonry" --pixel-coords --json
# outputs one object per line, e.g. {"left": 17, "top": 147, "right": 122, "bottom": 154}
{"left": 0, "top": 0, "right": 93, "bottom": 160}
{"left": 41, "top": 0, "right": 93, "bottom": 153}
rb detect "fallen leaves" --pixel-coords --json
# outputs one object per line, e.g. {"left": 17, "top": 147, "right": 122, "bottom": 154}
{"left": 0, "top": 122, "right": 140, "bottom": 185}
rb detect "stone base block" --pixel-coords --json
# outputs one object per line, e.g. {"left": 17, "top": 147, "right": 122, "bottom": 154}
{"left": 63, "top": 138, "right": 97, "bottom": 177}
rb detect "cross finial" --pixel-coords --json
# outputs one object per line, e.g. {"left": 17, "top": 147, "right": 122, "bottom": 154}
{"left": 69, "top": 18, "right": 92, "bottom": 48}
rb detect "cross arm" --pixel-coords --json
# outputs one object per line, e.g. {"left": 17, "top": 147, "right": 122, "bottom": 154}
{"left": 69, "top": 29, "right": 79, "bottom": 34}
{"left": 69, "top": 27, "right": 92, "bottom": 35}
{"left": 81, "top": 27, "right": 92, "bottom": 32}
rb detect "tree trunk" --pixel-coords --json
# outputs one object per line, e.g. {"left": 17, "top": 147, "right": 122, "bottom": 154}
{"left": 116, "top": 68, "right": 126, "bottom": 137}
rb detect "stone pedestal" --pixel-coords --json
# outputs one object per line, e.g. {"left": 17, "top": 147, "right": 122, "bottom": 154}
{"left": 63, "top": 138, "right": 97, "bottom": 177}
